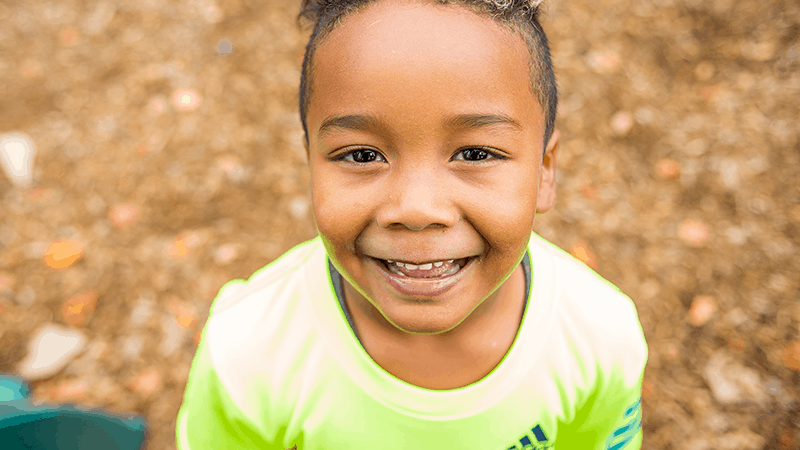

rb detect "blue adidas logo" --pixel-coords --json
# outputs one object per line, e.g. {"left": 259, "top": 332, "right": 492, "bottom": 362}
{"left": 505, "top": 424, "right": 552, "bottom": 450}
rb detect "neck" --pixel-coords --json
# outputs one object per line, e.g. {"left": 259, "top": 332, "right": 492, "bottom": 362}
{"left": 343, "top": 263, "right": 527, "bottom": 389}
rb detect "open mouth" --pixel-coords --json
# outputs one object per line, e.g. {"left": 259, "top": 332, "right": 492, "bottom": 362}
{"left": 375, "top": 257, "right": 472, "bottom": 279}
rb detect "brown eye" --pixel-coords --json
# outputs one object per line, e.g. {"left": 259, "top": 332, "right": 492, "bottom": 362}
{"left": 453, "top": 147, "right": 504, "bottom": 162}
{"left": 461, "top": 148, "right": 489, "bottom": 161}
{"left": 336, "top": 148, "right": 386, "bottom": 164}
{"left": 352, "top": 149, "right": 378, "bottom": 162}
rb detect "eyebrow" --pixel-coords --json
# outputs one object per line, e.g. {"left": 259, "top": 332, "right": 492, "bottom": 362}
{"left": 316, "top": 112, "right": 522, "bottom": 139}
{"left": 444, "top": 113, "right": 523, "bottom": 131}
{"left": 318, "top": 114, "right": 384, "bottom": 139}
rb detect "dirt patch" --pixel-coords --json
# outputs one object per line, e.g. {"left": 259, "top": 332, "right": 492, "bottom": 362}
{"left": 0, "top": 0, "right": 797, "bottom": 448}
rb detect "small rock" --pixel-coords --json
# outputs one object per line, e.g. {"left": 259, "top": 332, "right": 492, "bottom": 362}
{"left": 702, "top": 350, "right": 767, "bottom": 406}
{"left": 610, "top": 111, "right": 634, "bottom": 136}
{"left": 108, "top": 203, "right": 141, "bottom": 229}
{"left": 679, "top": 219, "right": 710, "bottom": 247}
{"left": 217, "top": 156, "right": 246, "bottom": 183}
{"left": 585, "top": 50, "right": 620, "bottom": 72}
{"left": 17, "top": 324, "right": 87, "bottom": 381}
{"left": 288, "top": 196, "right": 310, "bottom": 220}
{"left": 200, "top": 0, "right": 224, "bottom": 24}
{"left": 173, "top": 88, "right": 202, "bottom": 112}
{"left": 688, "top": 295, "right": 716, "bottom": 326}
{"left": 217, "top": 39, "right": 233, "bottom": 55}
{"left": 214, "top": 244, "right": 239, "bottom": 265}
{"left": 0, "top": 133, "right": 37, "bottom": 188}
{"left": 130, "top": 367, "right": 162, "bottom": 396}
{"left": 656, "top": 159, "right": 680, "bottom": 179}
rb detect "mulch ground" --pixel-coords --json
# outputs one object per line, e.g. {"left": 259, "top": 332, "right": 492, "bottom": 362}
{"left": 0, "top": 0, "right": 798, "bottom": 449}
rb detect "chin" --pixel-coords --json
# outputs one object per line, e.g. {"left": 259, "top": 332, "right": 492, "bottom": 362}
{"left": 385, "top": 308, "right": 465, "bottom": 335}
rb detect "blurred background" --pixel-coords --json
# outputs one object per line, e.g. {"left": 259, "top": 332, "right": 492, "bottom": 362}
{"left": 0, "top": 0, "right": 797, "bottom": 448}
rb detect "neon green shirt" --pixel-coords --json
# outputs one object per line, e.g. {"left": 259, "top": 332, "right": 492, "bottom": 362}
{"left": 177, "top": 233, "right": 647, "bottom": 449}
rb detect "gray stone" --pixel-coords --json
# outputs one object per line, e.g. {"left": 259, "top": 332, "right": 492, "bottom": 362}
{"left": 0, "top": 133, "right": 36, "bottom": 188}
{"left": 17, "top": 324, "right": 87, "bottom": 381}
{"left": 702, "top": 350, "right": 767, "bottom": 406}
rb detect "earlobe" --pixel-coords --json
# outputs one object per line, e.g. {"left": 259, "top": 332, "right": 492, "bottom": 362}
{"left": 535, "top": 129, "right": 560, "bottom": 214}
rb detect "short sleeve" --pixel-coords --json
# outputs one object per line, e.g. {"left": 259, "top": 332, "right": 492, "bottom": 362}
{"left": 176, "top": 337, "right": 283, "bottom": 450}
{"left": 556, "top": 302, "right": 648, "bottom": 450}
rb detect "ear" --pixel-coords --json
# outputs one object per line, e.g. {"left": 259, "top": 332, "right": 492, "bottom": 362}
{"left": 303, "top": 136, "right": 310, "bottom": 163}
{"left": 535, "top": 128, "right": 559, "bottom": 214}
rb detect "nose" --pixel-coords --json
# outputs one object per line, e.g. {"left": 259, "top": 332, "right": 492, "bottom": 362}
{"left": 376, "top": 169, "right": 458, "bottom": 231}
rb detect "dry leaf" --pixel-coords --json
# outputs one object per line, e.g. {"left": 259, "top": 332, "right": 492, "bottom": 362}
{"left": 44, "top": 240, "right": 84, "bottom": 270}
{"left": 61, "top": 291, "right": 99, "bottom": 327}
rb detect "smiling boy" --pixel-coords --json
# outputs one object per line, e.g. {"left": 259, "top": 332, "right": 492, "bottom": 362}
{"left": 177, "top": 0, "right": 647, "bottom": 449}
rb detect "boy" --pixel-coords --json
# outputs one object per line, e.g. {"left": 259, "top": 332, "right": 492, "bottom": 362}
{"left": 177, "top": 0, "right": 648, "bottom": 448}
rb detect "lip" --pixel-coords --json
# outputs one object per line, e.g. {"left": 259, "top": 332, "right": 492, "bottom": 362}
{"left": 369, "top": 255, "right": 475, "bottom": 298}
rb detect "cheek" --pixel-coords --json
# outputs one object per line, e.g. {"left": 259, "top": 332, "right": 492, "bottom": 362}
{"left": 466, "top": 172, "right": 539, "bottom": 254}
{"left": 310, "top": 171, "right": 373, "bottom": 252}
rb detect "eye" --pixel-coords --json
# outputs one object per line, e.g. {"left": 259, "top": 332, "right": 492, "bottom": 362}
{"left": 335, "top": 148, "right": 387, "bottom": 164}
{"left": 452, "top": 147, "right": 504, "bottom": 162}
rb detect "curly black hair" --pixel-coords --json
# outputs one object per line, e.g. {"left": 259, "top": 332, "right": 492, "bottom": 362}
{"left": 298, "top": 0, "right": 557, "bottom": 155}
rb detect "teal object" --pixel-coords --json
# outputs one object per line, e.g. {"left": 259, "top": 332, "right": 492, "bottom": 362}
{"left": 0, "top": 374, "right": 148, "bottom": 450}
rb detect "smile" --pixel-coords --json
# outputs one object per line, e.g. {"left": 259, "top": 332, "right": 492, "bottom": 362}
{"left": 370, "top": 256, "right": 476, "bottom": 298}
{"left": 383, "top": 258, "right": 469, "bottom": 278}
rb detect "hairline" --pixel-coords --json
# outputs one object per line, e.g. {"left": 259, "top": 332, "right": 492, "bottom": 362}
{"left": 301, "top": 0, "right": 555, "bottom": 155}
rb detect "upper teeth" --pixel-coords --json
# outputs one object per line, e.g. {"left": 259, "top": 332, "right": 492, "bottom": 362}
{"left": 389, "top": 259, "right": 455, "bottom": 269}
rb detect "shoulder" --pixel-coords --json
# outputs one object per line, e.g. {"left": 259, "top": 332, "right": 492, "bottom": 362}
{"left": 530, "top": 234, "right": 647, "bottom": 374}
{"left": 196, "top": 237, "right": 332, "bottom": 420}
{"left": 203, "top": 236, "right": 329, "bottom": 380}
{"left": 211, "top": 237, "right": 323, "bottom": 316}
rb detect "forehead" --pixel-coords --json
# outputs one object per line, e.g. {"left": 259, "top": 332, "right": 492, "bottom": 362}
{"left": 308, "top": 0, "right": 543, "bottom": 137}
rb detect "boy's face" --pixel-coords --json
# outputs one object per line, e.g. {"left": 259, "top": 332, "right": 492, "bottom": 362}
{"left": 305, "top": 0, "right": 558, "bottom": 334}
